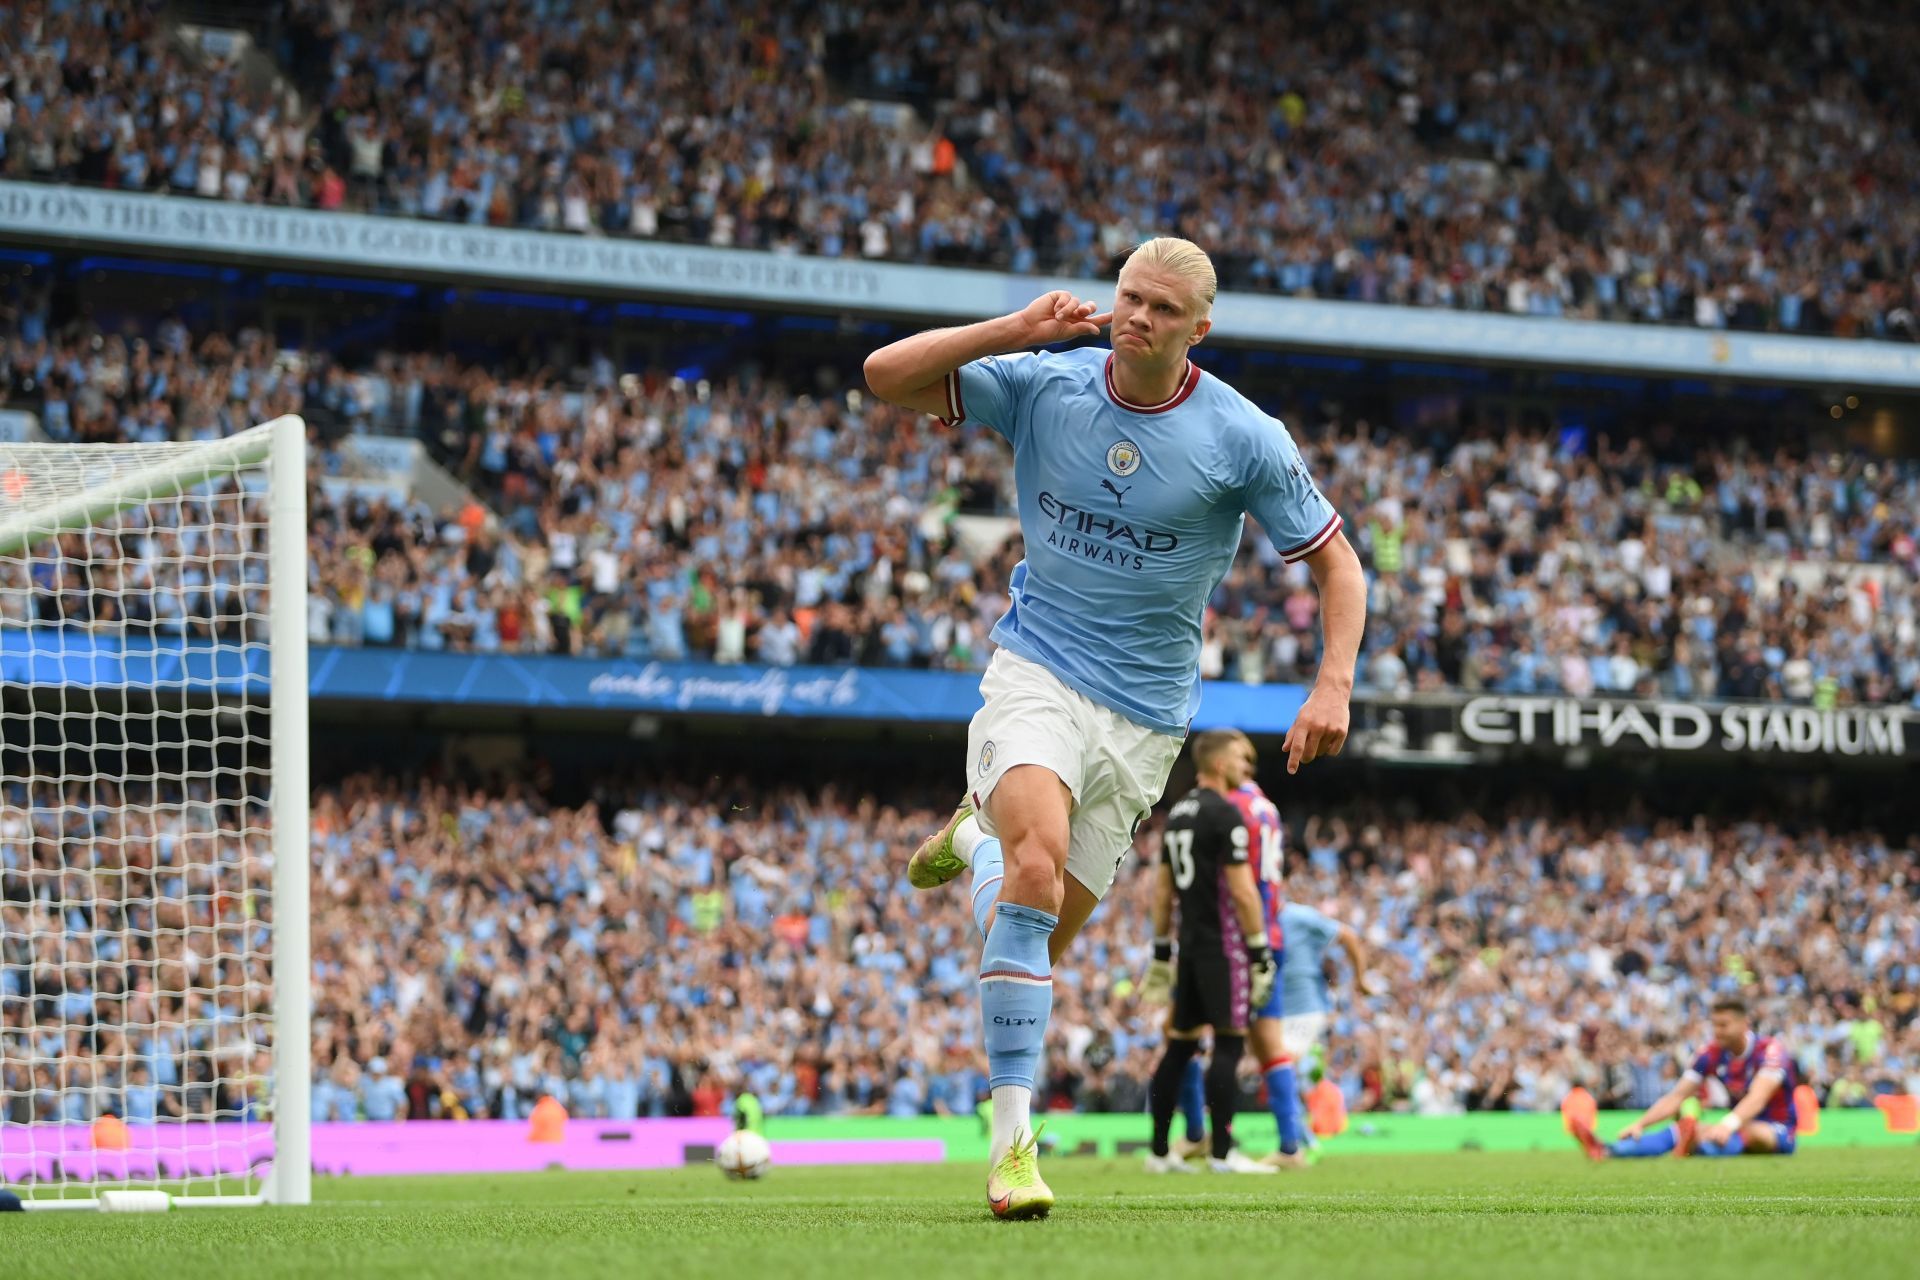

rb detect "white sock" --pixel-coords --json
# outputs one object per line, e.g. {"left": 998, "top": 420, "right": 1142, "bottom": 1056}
{"left": 988, "top": 1083, "right": 1032, "bottom": 1168}
{"left": 953, "top": 814, "right": 989, "bottom": 868}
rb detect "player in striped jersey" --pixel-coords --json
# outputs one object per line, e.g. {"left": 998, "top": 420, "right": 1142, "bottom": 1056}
{"left": 1570, "top": 997, "right": 1800, "bottom": 1159}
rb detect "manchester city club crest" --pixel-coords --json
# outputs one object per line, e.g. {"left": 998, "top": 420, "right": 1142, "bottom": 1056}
{"left": 1106, "top": 440, "right": 1142, "bottom": 476}
{"left": 979, "top": 741, "right": 996, "bottom": 775}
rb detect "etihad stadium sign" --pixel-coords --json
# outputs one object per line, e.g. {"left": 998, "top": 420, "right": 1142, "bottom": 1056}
{"left": 1456, "top": 696, "right": 1909, "bottom": 757}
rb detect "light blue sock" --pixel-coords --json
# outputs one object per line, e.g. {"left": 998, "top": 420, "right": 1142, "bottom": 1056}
{"left": 1608, "top": 1128, "right": 1678, "bottom": 1158}
{"left": 1695, "top": 1132, "right": 1745, "bottom": 1157}
{"left": 968, "top": 838, "right": 1005, "bottom": 939}
{"left": 1263, "top": 1060, "right": 1302, "bottom": 1154}
{"left": 1180, "top": 1057, "right": 1206, "bottom": 1143}
{"left": 979, "top": 902, "right": 1057, "bottom": 1090}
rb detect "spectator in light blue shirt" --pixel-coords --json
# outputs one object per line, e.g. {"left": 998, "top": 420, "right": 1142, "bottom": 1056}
{"left": 359, "top": 1058, "right": 406, "bottom": 1122}
{"left": 886, "top": 1065, "right": 926, "bottom": 1118}
{"left": 312, "top": 1064, "right": 358, "bottom": 1122}
{"left": 122, "top": 1064, "right": 164, "bottom": 1124}
{"left": 604, "top": 1063, "right": 642, "bottom": 1120}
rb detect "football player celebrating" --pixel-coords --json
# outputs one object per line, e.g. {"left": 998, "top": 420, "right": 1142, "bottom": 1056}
{"left": 868, "top": 238, "right": 1363, "bottom": 1218}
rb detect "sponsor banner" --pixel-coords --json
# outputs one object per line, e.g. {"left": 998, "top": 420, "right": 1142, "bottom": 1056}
{"left": 0, "top": 633, "right": 1308, "bottom": 732}
{"left": 7, "top": 181, "right": 1920, "bottom": 386}
{"left": 307, "top": 647, "right": 1309, "bottom": 733}
{"left": 1356, "top": 692, "right": 1919, "bottom": 761}
{"left": 0, "top": 1119, "right": 942, "bottom": 1182}
{"left": 4, "top": 630, "right": 1908, "bottom": 755}
{"left": 0, "top": 181, "right": 903, "bottom": 314}
{"left": 1456, "top": 695, "right": 1911, "bottom": 758}
{"left": 1209, "top": 291, "right": 1920, "bottom": 388}
{"left": 1366, "top": 693, "right": 1915, "bottom": 760}
{"left": 0, "top": 628, "right": 267, "bottom": 693}
{"left": 310, "top": 648, "right": 984, "bottom": 720}
{"left": 0, "top": 1109, "right": 1905, "bottom": 1183}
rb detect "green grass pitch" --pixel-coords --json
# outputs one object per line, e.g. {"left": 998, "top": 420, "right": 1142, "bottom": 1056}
{"left": 10, "top": 1148, "right": 1919, "bottom": 1280}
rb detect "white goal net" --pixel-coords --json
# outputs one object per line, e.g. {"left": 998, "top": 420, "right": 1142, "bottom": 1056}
{"left": 0, "top": 418, "right": 309, "bottom": 1209}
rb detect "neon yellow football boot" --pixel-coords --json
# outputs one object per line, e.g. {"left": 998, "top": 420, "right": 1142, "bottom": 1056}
{"left": 986, "top": 1124, "right": 1053, "bottom": 1220}
{"left": 908, "top": 800, "right": 975, "bottom": 890}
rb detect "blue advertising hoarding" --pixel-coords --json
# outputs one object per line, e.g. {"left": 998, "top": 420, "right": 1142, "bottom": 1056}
{"left": 0, "top": 629, "right": 268, "bottom": 694}
{"left": 0, "top": 632, "right": 1310, "bottom": 734}
{"left": 306, "top": 647, "right": 1310, "bottom": 733}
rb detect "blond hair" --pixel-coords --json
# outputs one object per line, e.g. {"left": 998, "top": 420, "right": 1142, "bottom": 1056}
{"left": 1124, "top": 237, "right": 1218, "bottom": 314}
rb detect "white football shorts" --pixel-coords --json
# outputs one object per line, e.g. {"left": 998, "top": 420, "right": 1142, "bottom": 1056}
{"left": 965, "top": 648, "right": 1184, "bottom": 900}
{"left": 1277, "top": 1012, "right": 1329, "bottom": 1060}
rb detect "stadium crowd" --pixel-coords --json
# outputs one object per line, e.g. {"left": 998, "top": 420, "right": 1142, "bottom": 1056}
{"left": 5, "top": 0, "right": 1918, "bottom": 339}
{"left": 3, "top": 310, "right": 1919, "bottom": 707}
{"left": 2, "top": 770, "right": 1915, "bottom": 1125}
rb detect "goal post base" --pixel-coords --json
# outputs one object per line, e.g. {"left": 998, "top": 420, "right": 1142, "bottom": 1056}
{"left": 18, "top": 1197, "right": 107, "bottom": 1213}
{"left": 14, "top": 1191, "right": 266, "bottom": 1214}
{"left": 172, "top": 1194, "right": 268, "bottom": 1210}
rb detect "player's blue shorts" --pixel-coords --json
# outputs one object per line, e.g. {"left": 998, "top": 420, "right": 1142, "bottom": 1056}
{"left": 1763, "top": 1121, "right": 1796, "bottom": 1154}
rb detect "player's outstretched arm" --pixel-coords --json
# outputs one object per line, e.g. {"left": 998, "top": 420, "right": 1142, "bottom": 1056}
{"left": 1223, "top": 861, "right": 1267, "bottom": 948}
{"left": 1224, "top": 861, "right": 1277, "bottom": 1008}
{"left": 863, "top": 291, "right": 1113, "bottom": 418}
{"left": 1143, "top": 863, "right": 1176, "bottom": 1005}
{"left": 1336, "top": 925, "right": 1369, "bottom": 991}
{"left": 1150, "top": 860, "right": 1175, "bottom": 940}
{"left": 1619, "top": 1077, "right": 1698, "bottom": 1139}
{"left": 1284, "top": 532, "right": 1366, "bottom": 774}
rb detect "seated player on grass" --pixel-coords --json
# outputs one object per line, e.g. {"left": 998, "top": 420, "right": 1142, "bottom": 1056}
{"left": 1570, "top": 996, "right": 1800, "bottom": 1160}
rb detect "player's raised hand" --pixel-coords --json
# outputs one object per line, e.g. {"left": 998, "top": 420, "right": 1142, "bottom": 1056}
{"left": 1016, "top": 290, "right": 1113, "bottom": 346}
{"left": 1282, "top": 685, "right": 1351, "bottom": 774}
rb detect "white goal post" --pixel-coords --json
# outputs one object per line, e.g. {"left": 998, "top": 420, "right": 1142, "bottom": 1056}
{"left": 0, "top": 416, "right": 309, "bottom": 1210}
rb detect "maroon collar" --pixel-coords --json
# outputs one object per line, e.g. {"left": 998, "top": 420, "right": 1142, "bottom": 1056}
{"left": 1104, "top": 354, "right": 1201, "bottom": 414}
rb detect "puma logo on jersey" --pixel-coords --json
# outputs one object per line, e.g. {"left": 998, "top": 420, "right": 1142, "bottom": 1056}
{"left": 1100, "top": 479, "right": 1131, "bottom": 507}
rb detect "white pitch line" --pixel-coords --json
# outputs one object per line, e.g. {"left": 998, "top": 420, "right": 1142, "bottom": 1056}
{"left": 298, "top": 1190, "right": 1920, "bottom": 1212}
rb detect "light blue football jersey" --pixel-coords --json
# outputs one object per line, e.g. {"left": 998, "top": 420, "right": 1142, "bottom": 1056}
{"left": 943, "top": 346, "right": 1341, "bottom": 735}
{"left": 1278, "top": 901, "right": 1342, "bottom": 1016}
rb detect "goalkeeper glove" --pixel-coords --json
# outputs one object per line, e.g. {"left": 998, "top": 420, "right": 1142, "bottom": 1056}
{"left": 1141, "top": 937, "right": 1173, "bottom": 1004}
{"left": 1246, "top": 937, "right": 1277, "bottom": 1011}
